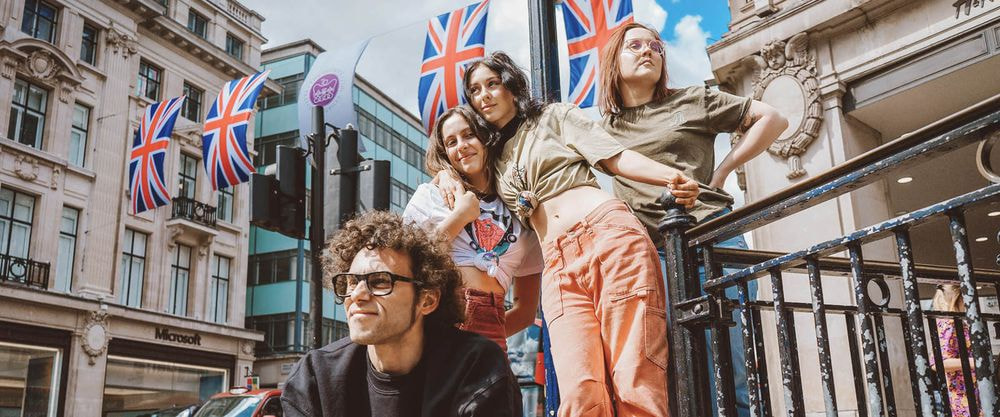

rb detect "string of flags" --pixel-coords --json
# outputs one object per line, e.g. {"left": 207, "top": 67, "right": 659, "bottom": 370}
{"left": 416, "top": 0, "right": 635, "bottom": 131}
{"left": 128, "top": 70, "right": 270, "bottom": 215}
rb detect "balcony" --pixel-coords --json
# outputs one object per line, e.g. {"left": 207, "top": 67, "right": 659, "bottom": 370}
{"left": 171, "top": 196, "right": 217, "bottom": 228}
{"left": 0, "top": 253, "right": 50, "bottom": 289}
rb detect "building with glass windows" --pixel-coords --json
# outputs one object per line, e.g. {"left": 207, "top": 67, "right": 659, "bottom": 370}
{"left": 0, "top": 0, "right": 276, "bottom": 415}
{"left": 247, "top": 39, "right": 432, "bottom": 387}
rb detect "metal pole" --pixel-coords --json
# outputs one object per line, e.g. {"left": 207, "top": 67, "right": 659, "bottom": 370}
{"left": 527, "top": 0, "right": 561, "bottom": 101}
{"left": 310, "top": 106, "right": 325, "bottom": 349}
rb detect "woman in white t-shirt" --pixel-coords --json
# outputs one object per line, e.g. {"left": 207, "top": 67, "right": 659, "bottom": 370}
{"left": 403, "top": 105, "right": 542, "bottom": 351}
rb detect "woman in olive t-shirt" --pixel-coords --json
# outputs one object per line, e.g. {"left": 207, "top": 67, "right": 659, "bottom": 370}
{"left": 598, "top": 22, "right": 788, "bottom": 417}
{"left": 435, "top": 51, "right": 701, "bottom": 417}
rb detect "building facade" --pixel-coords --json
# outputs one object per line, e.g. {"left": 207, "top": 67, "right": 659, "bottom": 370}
{"left": 706, "top": 0, "right": 999, "bottom": 414}
{"left": 247, "top": 39, "right": 432, "bottom": 388}
{"left": 0, "top": 0, "right": 275, "bottom": 415}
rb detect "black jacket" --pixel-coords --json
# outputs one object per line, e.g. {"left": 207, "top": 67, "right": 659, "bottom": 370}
{"left": 281, "top": 323, "right": 523, "bottom": 417}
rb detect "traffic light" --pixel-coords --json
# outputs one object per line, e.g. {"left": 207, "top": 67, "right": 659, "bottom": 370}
{"left": 250, "top": 146, "right": 306, "bottom": 238}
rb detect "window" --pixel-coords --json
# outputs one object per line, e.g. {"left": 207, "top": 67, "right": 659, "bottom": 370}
{"left": 258, "top": 74, "right": 303, "bottom": 110}
{"left": 0, "top": 343, "right": 61, "bottom": 416}
{"left": 168, "top": 244, "right": 191, "bottom": 316}
{"left": 247, "top": 314, "right": 295, "bottom": 354}
{"left": 119, "top": 229, "right": 147, "bottom": 308}
{"left": 137, "top": 61, "right": 161, "bottom": 100}
{"left": 253, "top": 130, "right": 299, "bottom": 166}
{"left": 8, "top": 79, "right": 48, "bottom": 149}
{"left": 0, "top": 189, "right": 35, "bottom": 263}
{"left": 389, "top": 179, "right": 414, "bottom": 211}
{"left": 249, "top": 249, "right": 306, "bottom": 285}
{"left": 209, "top": 255, "right": 230, "bottom": 323}
{"left": 217, "top": 187, "right": 234, "bottom": 223}
{"left": 182, "top": 82, "right": 203, "bottom": 122}
{"left": 69, "top": 104, "right": 90, "bottom": 167}
{"left": 187, "top": 10, "right": 207, "bottom": 39}
{"left": 225, "top": 33, "right": 244, "bottom": 60}
{"left": 21, "top": 0, "right": 57, "bottom": 43}
{"left": 54, "top": 207, "right": 79, "bottom": 293}
{"left": 103, "top": 357, "right": 226, "bottom": 415}
{"left": 178, "top": 154, "right": 198, "bottom": 199}
{"left": 80, "top": 24, "right": 98, "bottom": 65}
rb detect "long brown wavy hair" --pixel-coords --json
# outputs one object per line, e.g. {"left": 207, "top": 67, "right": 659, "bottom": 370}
{"left": 424, "top": 105, "right": 496, "bottom": 194}
{"left": 324, "top": 211, "right": 465, "bottom": 327}
{"left": 599, "top": 22, "right": 672, "bottom": 120}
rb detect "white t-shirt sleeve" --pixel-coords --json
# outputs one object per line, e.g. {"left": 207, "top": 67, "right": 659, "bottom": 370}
{"left": 515, "top": 230, "right": 544, "bottom": 276}
{"left": 402, "top": 184, "right": 450, "bottom": 231}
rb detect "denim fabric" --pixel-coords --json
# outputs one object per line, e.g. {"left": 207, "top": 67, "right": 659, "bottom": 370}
{"left": 657, "top": 208, "right": 756, "bottom": 417}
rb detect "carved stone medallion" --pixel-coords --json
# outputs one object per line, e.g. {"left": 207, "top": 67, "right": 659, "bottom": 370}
{"left": 80, "top": 309, "right": 110, "bottom": 365}
{"left": 736, "top": 32, "right": 824, "bottom": 186}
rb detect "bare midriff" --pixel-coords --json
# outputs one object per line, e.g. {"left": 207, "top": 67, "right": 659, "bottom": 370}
{"left": 458, "top": 266, "right": 505, "bottom": 294}
{"left": 529, "top": 185, "right": 616, "bottom": 244}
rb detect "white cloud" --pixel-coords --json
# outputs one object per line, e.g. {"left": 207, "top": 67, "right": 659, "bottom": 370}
{"left": 632, "top": 0, "right": 668, "bottom": 32}
{"left": 664, "top": 14, "right": 713, "bottom": 88}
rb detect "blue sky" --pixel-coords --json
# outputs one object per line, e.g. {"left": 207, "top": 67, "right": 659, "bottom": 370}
{"left": 659, "top": 0, "right": 731, "bottom": 45}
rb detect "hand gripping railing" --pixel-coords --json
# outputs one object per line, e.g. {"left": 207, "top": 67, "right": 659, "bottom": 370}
{"left": 658, "top": 93, "right": 1000, "bottom": 417}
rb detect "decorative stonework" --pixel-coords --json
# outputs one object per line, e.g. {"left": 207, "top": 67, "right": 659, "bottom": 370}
{"left": 106, "top": 28, "right": 138, "bottom": 58}
{"left": 80, "top": 309, "right": 110, "bottom": 365}
{"left": 50, "top": 166, "right": 61, "bottom": 190}
{"left": 977, "top": 130, "right": 999, "bottom": 184}
{"left": 198, "top": 236, "right": 215, "bottom": 258}
{"left": 1, "top": 56, "right": 16, "bottom": 79}
{"left": 22, "top": 50, "right": 59, "bottom": 81}
{"left": 165, "top": 224, "right": 184, "bottom": 249}
{"left": 14, "top": 155, "right": 39, "bottom": 181}
{"left": 737, "top": 32, "right": 823, "bottom": 184}
{"left": 241, "top": 340, "right": 255, "bottom": 356}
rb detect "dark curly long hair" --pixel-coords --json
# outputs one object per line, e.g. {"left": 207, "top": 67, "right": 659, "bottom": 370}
{"left": 323, "top": 211, "right": 465, "bottom": 327}
{"left": 463, "top": 51, "right": 546, "bottom": 128}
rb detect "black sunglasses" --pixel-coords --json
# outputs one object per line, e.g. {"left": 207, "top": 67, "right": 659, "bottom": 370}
{"left": 332, "top": 271, "right": 421, "bottom": 299}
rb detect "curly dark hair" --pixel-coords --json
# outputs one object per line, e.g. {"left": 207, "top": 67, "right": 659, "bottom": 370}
{"left": 323, "top": 211, "right": 465, "bottom": 327}
{"left": 463, "top": 51, "right": 547, "bottom": 127}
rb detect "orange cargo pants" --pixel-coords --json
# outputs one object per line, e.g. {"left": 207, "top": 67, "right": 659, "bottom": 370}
{"left": 541, "top": 199, "right": 670, "bottom": 417}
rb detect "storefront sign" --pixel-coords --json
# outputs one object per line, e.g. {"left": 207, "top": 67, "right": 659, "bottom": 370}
{"left": 155, "top": 327, "right": 202, "bottom": 346}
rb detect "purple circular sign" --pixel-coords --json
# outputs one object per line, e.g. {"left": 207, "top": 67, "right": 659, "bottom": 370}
{"left": 309, "top": 74, "right": 340, "bottom": 106}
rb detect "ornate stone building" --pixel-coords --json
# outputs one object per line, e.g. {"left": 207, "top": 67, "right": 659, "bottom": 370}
{"left": 707, "top": 0, "right": 999, "bottom": 415}
{"left": 0, "top": 0, "right": 276, "bottom": 415}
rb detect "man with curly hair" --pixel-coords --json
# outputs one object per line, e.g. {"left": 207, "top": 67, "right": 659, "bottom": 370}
{"left": 281, "top": 211, "right": 522, "bottom": 417}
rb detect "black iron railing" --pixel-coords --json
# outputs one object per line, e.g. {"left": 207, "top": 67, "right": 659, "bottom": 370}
{"left": 660, "top": 93, "right": 1000, "bottom": 417}
{"left": 0, "top": 252, "right": 50, "bottom": 289}
{"left": 171, "top": 196, "right": 217, "bottom": 228}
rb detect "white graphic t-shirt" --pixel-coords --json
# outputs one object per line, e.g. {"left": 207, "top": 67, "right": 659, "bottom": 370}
{"left": 403, "top": 183, "right": 544, "bottom": 292}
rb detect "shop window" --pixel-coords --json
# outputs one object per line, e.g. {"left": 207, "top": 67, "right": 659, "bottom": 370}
{"left": 0, "top": 342, "right": 61, "bottom": 416}
{"left": 102, "top": 356, "right": 226, "bottom": 415}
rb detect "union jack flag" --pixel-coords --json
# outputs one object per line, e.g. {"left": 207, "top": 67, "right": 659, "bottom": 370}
{"left": 128, "top": 96, "right": 185, "bottom": 215}
{"left": 202, "top": 70, "right": 270, "bottom": 191}
{"left": 418, "top": 0, "right": 490, "bottom": 134}
{"left": 561, "top": 0, "right": 633, "bottom": 108}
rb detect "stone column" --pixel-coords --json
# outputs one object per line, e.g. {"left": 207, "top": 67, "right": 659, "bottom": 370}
{"left": 76, "top": 26, "right": 137, "bottom": 299}
{"left": 64, "top": 309, "right": 110, "bottom": 417}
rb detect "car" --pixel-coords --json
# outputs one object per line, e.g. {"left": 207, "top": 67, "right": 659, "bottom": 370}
{"left": 191, "top": 388, "right": 283, "bottom": 417}
{"left": 137, "top": 405, "right": 199, "bottom": 417}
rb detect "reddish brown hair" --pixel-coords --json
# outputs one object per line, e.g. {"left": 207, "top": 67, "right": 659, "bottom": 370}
{"left": 599, "top": 22, "right": 671, "bottom": 119}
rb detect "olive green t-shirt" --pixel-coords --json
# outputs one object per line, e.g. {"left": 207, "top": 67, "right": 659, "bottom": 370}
{"left": 602, "top": 86, "right": 751, "bottom": 247}
{"left": 494, "top": 102, "right": 626, "bottom": 226}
